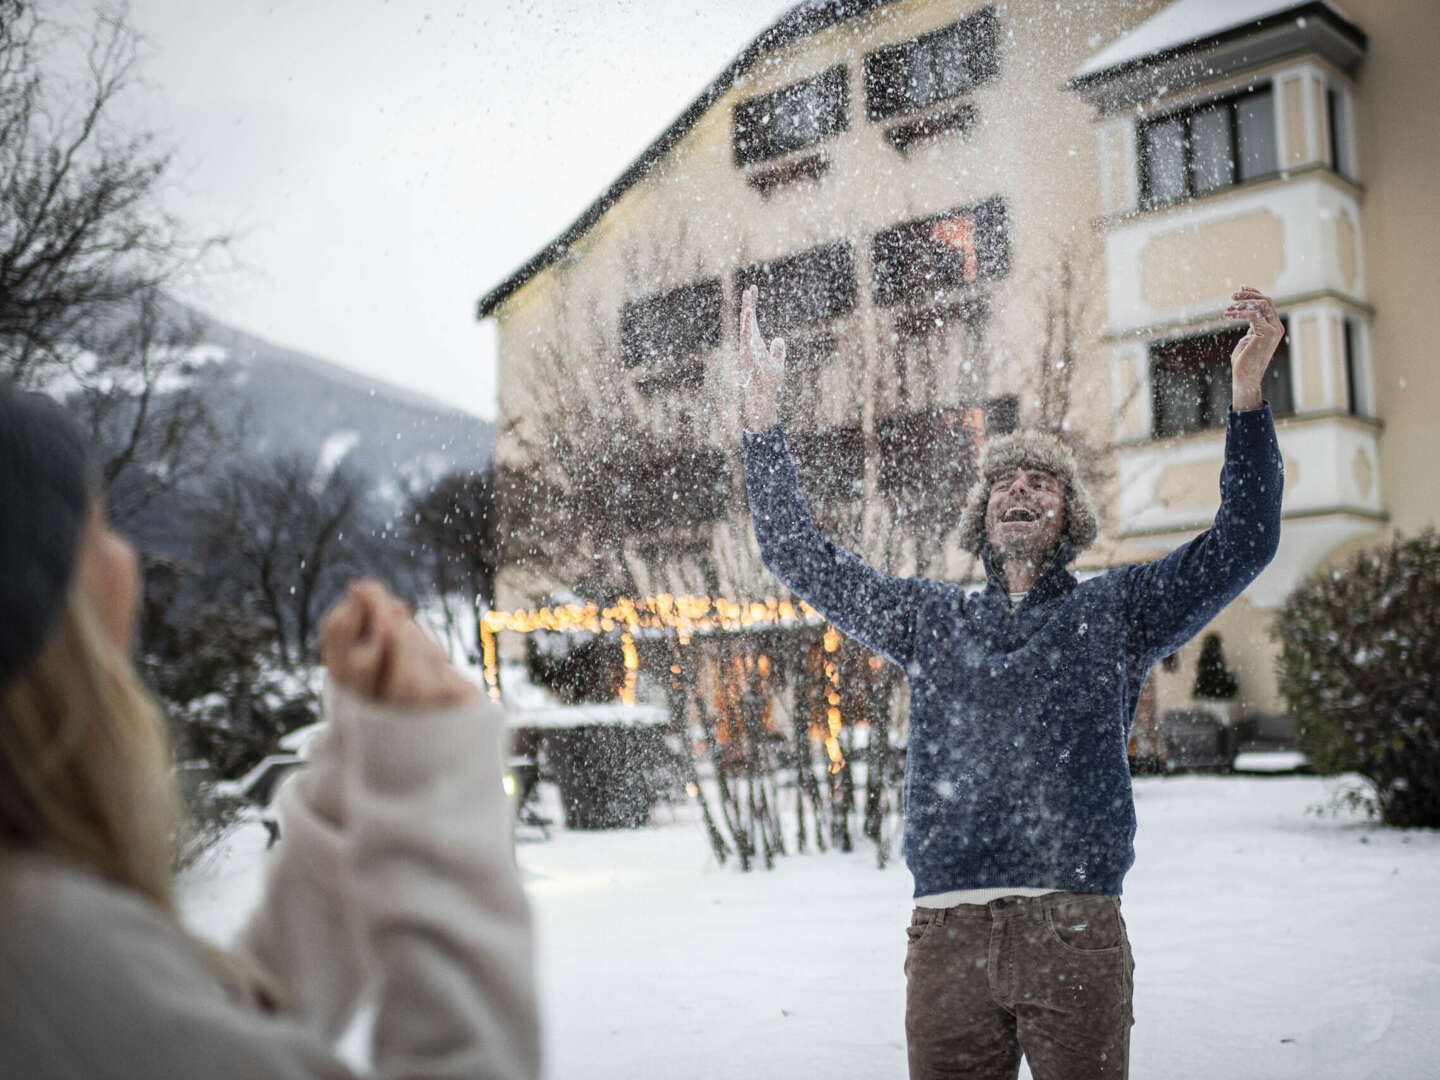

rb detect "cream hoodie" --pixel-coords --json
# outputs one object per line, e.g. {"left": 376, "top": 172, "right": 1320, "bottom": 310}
{"left": 0, "top": 687, "right": 541, "bottom": 1080}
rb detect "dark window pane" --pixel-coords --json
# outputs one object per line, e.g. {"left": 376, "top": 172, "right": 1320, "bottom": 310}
{"left": 1143, "top": 117, "right": 1187, "bottom": 205}
{"left": 962, "top": 8, "right": 1001, "bottom": 85}
{"left": 863, "top": 43, "right": 911, "bottom": 120}
{"left": 1261, "top": 320, "right": 1293, "bottom": 416}
{"left": 1190, "top": 106, "right": 1233, "bottom": 194}
{"left": 932, "top": 25, "right": 971, "bottom": 99}
{"left": 907, "top": 40, "right": 939, "bottom": 110}
{"left": 1236, "top": 89, "right": 1277, "bottom": 180}
{"left": 983, "top": 394, "right": 1019, "bottom": 435}
{"left": 733, "top": 66, "right": 849, "bottom": 165}
{"left": 1327, "top": 86, "right": 1354, "bottom": 178}
{"left": 872, "top": 196, "right": 1010, "bottom": 307}
{"left": 1343, "top": 318, "right": 1360, "bottom": 415}
{"left": 734, "top": 242, "right": 857, "bottom": 334}
{"left": 620, "top": 279, "right": 723, "bottom": 382}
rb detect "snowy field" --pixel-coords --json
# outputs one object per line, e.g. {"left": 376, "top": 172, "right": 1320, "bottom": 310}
{"left": 179, "top": 773, "right": 1440, "bottom": 1079}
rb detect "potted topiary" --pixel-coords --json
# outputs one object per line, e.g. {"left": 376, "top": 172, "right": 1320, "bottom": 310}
{"left": 1192, "top": 631, "right": 1240, "bottom": 730}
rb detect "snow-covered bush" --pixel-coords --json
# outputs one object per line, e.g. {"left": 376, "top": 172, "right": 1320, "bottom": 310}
{"left": 1273, "top": 530, "right": 1440, "bottom": 827}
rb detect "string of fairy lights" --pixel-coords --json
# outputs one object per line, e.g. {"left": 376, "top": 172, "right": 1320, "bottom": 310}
{"left": 480, "top": 594, "right": 849, "bottom": 767}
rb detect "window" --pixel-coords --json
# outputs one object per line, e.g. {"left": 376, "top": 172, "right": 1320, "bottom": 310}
{"left": 1342, "top": 317, "right": 1370, "bottom": 416}
{"left": 733, "top": 66, "right": 849, "bottom": 166}
{"left": 777, "top": 332, "right": 838, "bottom": 425}
{"left": 872, "top": 196, "right": 1010, "bottom": 307}
{"left": 877, "top": 406, "right": 984, "bottom": 528}
{"left": 609, "top": 447, "right": 731, "bottom": 538}
{"left": 864, "top": 7, "right": 999, "bottom": 121}
{"left": 787, "top": 425, "right": 864, "bottom": 503}
{"left": 1150, "top": 323, "right": 1292, "bottom": 437}
{"left": 1139, "top": 87, "right": 1278, "bottom": 208}
{"left": 734, "top": 242, "right": 857, "bottom": 335}
{"left": 1327, "top": 84, "right": 1355, "bottom": 179}
{"left": 983, "top": 394, "right": 1019, "bottom": 436}
{"left": 620, "top": 279, "right": 724, "bottom": 392}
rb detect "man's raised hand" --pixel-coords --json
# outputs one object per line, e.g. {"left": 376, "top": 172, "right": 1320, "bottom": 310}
{"left": 1225, "top": 286, "right": 1284, "bottom": 411}
{"left": 739, "top": 284, "right": 785, "bottom": 431}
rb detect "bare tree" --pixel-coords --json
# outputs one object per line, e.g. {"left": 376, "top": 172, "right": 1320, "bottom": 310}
{"left": 403, "top": 465, "right": 499, "bottom": 660}
{"left": 65, "top": 286, "right": 230, "bottom": 529}
{"left": 199, "top": 454, "right": 373, "bottom": 667}
{"left": 0, "top": 2, "right": 222, "bottom": 385}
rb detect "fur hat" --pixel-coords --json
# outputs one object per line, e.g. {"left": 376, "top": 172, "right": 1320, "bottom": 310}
{"left": 0, "top": 380, "right": 96, "bottom": 692}
{"left": 956, "top": 429, "right": 1098, "bottom": 557}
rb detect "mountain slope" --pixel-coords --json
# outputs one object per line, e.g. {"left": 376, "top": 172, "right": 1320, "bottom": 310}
{"left": 191, "top": 308, "right": 494, "bottom": 504}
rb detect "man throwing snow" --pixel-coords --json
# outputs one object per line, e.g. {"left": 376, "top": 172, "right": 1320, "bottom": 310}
{"left": 739, "top": 283, "right": 1285, "bottom": 1079}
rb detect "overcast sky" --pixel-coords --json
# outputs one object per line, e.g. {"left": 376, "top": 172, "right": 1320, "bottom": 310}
{"left": 117, "top": 0, "right": 794, "bottom": 418}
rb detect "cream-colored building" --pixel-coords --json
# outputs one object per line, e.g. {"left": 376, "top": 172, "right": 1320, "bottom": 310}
{"left": 1070, "top": 0, "right": 1440, "bottom": 726}
{"left": 477, "top": 0, "right": 1439, "bottom": 738}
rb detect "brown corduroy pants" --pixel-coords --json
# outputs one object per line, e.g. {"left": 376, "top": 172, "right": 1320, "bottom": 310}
{"left": 904, "top": 893, "right": 1134, "bottom": 1080}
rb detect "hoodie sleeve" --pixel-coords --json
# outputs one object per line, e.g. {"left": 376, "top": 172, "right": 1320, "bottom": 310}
{"left": 1121, "top": 404, "right": 1284, "bottom": 665}
{"left": 744, "top": 425, "right": 925, "bottom": 669}
{"left": 342, "top": 689, "right": 540, "bottom": 1080}
{"left": 237, "top": 712, "right": 363, "bottom": 1042}
{"left": 240, "top": 687, "right": 540, "bottom": 1080}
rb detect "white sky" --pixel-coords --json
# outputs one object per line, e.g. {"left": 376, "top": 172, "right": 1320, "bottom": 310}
{"left": 117, "top": 0, "right": 795, "bottom": 418}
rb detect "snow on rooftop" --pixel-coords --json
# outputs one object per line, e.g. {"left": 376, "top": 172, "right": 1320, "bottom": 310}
{"left": 1076, "top": 0, "right": 1353, "bottom": 78}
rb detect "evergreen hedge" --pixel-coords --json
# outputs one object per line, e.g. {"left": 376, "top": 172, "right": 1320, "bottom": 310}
{"left": 1273, "top": 530, "right": 1440, "bottom": 826}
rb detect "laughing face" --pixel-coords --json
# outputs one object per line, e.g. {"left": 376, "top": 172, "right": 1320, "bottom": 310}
{"left": 984, "top": 465, "right": 1067, "bottom": 565}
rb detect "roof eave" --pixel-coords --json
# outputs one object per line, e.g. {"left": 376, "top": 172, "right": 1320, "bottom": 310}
{"left": 1069, "top": 1, "right": 1367, "bottom": 113}
{"left": 475, "top": 0, "right": 898, "bottom": 320}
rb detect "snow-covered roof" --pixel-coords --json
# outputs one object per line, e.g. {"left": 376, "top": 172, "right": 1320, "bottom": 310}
{"left": 1076, "top": 0, "right": 1359, "bottom": 80}
{"left": 508, "top": 703, "right": 670, "bottom": 729}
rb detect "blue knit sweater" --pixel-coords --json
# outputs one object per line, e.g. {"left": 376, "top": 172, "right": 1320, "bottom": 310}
{"left": 743, "top": 406, "right": 1283, "bottom": 897}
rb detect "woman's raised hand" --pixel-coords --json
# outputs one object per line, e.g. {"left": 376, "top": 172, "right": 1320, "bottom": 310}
{"left": 321, "top": 580, "right": 478, "bottom": 707}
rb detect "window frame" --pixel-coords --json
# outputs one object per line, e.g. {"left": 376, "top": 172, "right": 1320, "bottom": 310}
{"left": 1342, "top": 316, "right": 1372, "bottom": 417}
{"left": 733, "top": 241, "right": 858, "bottom": 336}
{"left": 863, "top": 6, "right": 999, "bottom": 122}
{"left": 619, "top": 278, "right": 725, "bottom": 393}
{"left": 1148, "top": 319, "right": 1293, "bottom": 438}
{"left": 1138, "top": 84, "right": 1279, "bottom": 209}
{"left": 732, "top": 65, "right": 850, "bottom": 167}
{"left": 1326, "top": 82, "right": 1357, "bottom": 180}
{"left": 871, "top": 196, "right": 1010, "bottom": 308}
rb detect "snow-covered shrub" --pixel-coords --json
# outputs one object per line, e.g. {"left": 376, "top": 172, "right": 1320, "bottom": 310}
{"left": 143, "top": 591, "right": 320, "bottom": 778}
{"left": 1273, "top": 530, "right": 1440, "bottom": 827}
{"left": 172, "top": 767, "right": 247, "bottom": 873}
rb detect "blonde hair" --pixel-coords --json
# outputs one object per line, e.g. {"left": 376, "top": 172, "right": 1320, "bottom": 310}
{"left": 0, "top": 586, "right": 179, "bottom": 906}
{"left": 0, "top": 585, "right": 285, "bottom": 1009}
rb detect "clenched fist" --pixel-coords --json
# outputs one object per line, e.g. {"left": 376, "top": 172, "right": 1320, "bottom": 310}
{"left": 321, "top": 580, "right": 477, "bottom": 707}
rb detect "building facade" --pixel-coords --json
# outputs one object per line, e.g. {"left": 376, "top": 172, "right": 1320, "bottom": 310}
{"left": 477, "top": 0, "right": 1438, "bottom": 734}
{"left": 1070, "top": 0, "right": 1440, "bottom": 723}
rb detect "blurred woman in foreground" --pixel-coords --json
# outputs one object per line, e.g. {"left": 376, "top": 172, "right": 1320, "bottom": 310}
{"left": 0, "top": 380, "right": 540, "bottom": 1079}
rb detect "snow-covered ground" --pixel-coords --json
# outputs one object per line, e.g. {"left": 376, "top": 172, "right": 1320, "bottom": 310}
{"left": 179, "top": 773, "right": 1440, "bottom": 1079}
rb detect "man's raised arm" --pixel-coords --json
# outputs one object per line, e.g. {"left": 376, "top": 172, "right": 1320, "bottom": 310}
{"left": 739, "top": 286, "right": 923, "bottom": 668}
{"left": 1123, "top": 286, "right": 1286, "bottom": 664}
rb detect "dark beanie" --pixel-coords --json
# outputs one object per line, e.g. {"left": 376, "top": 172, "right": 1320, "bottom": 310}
{"left": 0, "top": 380, "right": 96, "bottom": 692}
